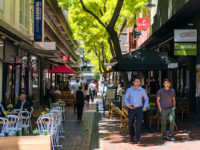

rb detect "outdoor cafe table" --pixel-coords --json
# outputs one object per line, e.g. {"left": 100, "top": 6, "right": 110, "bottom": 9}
{"left": 0, "top": 121, "right": 16, "bottom": 124}
{"left": 36, "top": 120, "right": 58, "bottom": 124}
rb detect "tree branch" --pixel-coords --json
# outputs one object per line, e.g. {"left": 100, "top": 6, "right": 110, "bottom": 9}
{"left": 104, "top": 0, "right": 107, "bottom": 13}
{"left": 108, "top": 38, "right": 115, "bottom": 57}
{"left": 108, "top": 0, "right": 124, "bottom": 29}
{"left": 80, "top": 0, "right": 107, "bottom": 28}
{"left": 118, "top": 18, "right": 127, "bottom": 38}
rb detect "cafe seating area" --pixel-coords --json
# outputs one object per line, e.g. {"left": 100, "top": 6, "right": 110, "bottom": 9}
{"left": 107, "top": 96, "right": 192, "bottom": 134}
{"left": 0, "top": 101, "right": 67, "bottom": 150}
{"left": 54, "top": 91, "right": 75, "bottom": 106}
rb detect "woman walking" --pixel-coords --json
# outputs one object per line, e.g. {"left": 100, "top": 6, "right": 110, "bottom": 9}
{"left": 83, "top": 83, "right": 90, "bottom": 106}
{"left": 76, "top": 86, "right": 85, "bottom": 121}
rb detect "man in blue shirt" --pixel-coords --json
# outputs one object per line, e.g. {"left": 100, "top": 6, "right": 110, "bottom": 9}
{"left": 124, "top": 78, "right": 149, "bottom": 143}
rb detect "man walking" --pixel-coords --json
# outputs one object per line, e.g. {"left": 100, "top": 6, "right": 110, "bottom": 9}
{"left": 157, "top": 79, "right": 176, "bottom": 141}
{"left": 124, "top": 78, "right": 149, "bottom": 143}
{"left": 89, "top": 81, "right": 97, "bottom": 102}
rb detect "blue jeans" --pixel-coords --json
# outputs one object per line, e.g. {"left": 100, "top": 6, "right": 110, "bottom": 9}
{"left": 86, "top": 95, "right": 90, "bottom": 104}
{"left": 128, "top": 107, "right": 143, "bottom": 140}
{"left": 90, "top": 90, "right": 95, "bottom": 102}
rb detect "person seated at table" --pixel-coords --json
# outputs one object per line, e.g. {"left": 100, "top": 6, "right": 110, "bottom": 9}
{"left": 15, "top": 93, "right": 31, "bottom": 112}
{"left": 0, "top": 102, "right": 5, "bottom": 117}
{"left": 54, "top": 86, "right": 61, "bottom": 94}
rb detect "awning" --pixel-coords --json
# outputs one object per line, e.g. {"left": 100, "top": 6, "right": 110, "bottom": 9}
{"left": 112, "top": 48, "right": 179, "bottom": 71}
{"left": 142, "top": 0, "right": 200, "bottom": 49}
{"left": 48, "top": 65, "right": 77, "bottom": 74}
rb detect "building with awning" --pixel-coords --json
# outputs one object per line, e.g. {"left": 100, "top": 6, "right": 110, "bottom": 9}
{"left": 0, "top": 0, "right": 79, "bottom": 106}
{"left": 141, "top": 0, "right": 200, "bottom": 116}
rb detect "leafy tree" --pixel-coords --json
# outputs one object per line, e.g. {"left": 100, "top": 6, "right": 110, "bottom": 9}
{"left": 58, "top": 0, "right": 147, "bottom": 88}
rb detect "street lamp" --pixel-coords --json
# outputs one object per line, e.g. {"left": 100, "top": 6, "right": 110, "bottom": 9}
{"left": 145, "top": 0, "right": 156, "bottom": 8}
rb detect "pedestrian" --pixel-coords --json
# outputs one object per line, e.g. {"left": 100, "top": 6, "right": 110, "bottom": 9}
{"left": 124, "top": 78, "right": 149, "bottom": 143}
{"left": 71, "top": 79, "right": 80, "bottom": 113}
{"left": 89, "top": 81, "right": 97, "bottom": 102}
{"left": 83, "top": 83, "right": 90, "bottom": 106}
{"left": 157, "top": 79, "right": 176, "bottom": 141}
{"left": 76, "top": 86, "right": 84, "bottom": 121}
{"left": 54, "top": 86, "right": 61, "bottom": 94}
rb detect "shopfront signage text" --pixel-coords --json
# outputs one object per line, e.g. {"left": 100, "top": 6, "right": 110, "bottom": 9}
{"left": 61, "top": 56, "right": 70, "bottom": 62}
{"left": 174, "top": 43, "right": 197, "bottom": 56}
{"left": 34, "top": 0, "right": 43, "bottom": 42}
{"left": 174, "top": 29, "right": 197, "bottom": 42}
{"left": 137, "top": 18, "right": 150, "bottom": 30}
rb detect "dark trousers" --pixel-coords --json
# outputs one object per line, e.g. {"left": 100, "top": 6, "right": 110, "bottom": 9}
{"left": 86, "top": 95, "right": 90, "bottom": 104}
{"left": 90, "top": 90, "right": 95, "bottom": 102}
{"left": 77, "top": 104, "right": 84, "bottom": 120}
{"left": 128, "top": 107, "right": 143, "bottom": 140}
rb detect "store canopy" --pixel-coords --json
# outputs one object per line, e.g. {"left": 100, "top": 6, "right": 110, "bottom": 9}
{"left": 112, "top": 48, "right": 179, "bottom": 71}
{"left": 48, "top": 65, "right": 77, "bottom": 74}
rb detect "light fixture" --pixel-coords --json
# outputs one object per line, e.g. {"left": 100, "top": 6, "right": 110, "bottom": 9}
{"left": 145, "top": 0, "right": 156, "bottom": 8}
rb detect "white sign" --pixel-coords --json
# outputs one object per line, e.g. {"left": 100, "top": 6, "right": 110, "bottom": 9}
{"left": 40, "top": 42, "right": 56, "bottom": 50}
{"left": 168, "top": 63, "right": 178, "bottom": 69}
{"left": 174, "top": 29, "right": 197, "bottom": 42}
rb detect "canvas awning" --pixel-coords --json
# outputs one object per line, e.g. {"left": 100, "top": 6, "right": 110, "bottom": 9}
{"left": 112, "top": 48, "right": 179, "bottom": 71}
{"left": 48, "top": 65, "right": 77, "bottom": 74}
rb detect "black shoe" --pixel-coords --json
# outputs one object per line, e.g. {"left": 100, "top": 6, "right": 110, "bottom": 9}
{"left": 130, "top": 136, "right": 134, "bottom": 143}
{"left": 163, "top": 135, "right": 168, "bottom": 141}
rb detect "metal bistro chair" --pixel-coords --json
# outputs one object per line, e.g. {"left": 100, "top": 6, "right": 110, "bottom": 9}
{"left": 11, "top": 109, "right": 21, "bottom": 115}
{"left": 37, "top": 115, "right": 55, "bottom": 150}
{"left": 6, "top": 115, "right": 20, "bottom": 136}
{"left": 56, "top": 101, "right": 66, "bottom": 121}
{"left": 0, "top": 117, "right": 8, "bottom": 137}
{"left": 18, "top": 111, "right": 31, "bottom": 134}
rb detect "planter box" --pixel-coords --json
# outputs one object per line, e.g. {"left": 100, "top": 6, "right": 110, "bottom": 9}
{"left": 0, "top": 135, "right": 51, "bottom": 150}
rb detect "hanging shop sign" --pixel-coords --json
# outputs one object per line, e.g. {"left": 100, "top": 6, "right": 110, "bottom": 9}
{"left": 34, "top": 0, "right": 43, "bottom": 42}
{"left": 174, "top": 43, "right": 197, "bottom": 56}
{"left": 61, "top": 56, "right": 70, "bottom": 62}
{"left": 137, "top": 18, "right": 150, "bottom": 30}
{"left": 174, "top": 29, "right": 197, "bottom": 42}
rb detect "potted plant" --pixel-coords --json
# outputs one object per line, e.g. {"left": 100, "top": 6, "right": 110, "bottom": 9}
{"left": 15, "top": 130, "right": 20, "bottom": 136}
{"left": 33, "top": 128, "right": 39, "bottom": 136}
{"left": 23, "top": 130, "right": 29, "bottom": 136}
{"left": 7, "top": 104, "right": 13, "bottom": 112}
{"left": 4, "top": 132, "right": 9, "bottom": 137}
{"left": 42, "top": 130, "right": 48, "bottom": 135}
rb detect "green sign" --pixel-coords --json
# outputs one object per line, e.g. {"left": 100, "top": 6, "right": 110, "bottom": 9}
{"left": 174, "top": 43, "right": 197, "bottom": 56}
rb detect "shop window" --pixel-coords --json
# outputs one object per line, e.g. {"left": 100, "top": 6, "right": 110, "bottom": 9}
{"left": 20, "top": 0, "right": 30, "bottom": 30}
{"left": 0, "top": 0, "right": 4, "bottom": 10}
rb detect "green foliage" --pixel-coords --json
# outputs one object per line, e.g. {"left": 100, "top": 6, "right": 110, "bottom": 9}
{"left": 58, "top": 0, "right": 147, "bottom": 72}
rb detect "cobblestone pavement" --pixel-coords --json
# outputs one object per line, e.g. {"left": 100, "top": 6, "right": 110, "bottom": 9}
{"left": 59, "top": 100, "right": 102, "bottom": 150}
{"left": 99, "top": 112, "right": 200, "bottom": 150}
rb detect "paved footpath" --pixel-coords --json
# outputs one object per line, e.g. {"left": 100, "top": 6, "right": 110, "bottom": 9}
{"left": 59, "top": 100, "right": 102, "bottom": 150}
{"left": 99, "top": 113, "right": 200, "bottom": 150}
{"left": 59, "top": 100, "right": 200, "bottom": 150}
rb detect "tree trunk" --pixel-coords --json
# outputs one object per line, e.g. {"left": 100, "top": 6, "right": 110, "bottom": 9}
{"left": 108, "top": 29, "right": 129, "bottom": 89}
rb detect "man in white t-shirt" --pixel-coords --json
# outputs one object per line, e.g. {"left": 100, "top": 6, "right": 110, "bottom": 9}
{"left": 71, "top": 79, "right": 80, "bottom": 97}
{"left": 89, "top": 81, "right": 97, "bottom": 102}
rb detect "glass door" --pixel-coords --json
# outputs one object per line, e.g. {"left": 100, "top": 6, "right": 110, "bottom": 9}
{"left": 3, "top": 63, "right": 22, "bottom": 105}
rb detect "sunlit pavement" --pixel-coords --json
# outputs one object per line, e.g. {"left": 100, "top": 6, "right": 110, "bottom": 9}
{"left": 57, "top": 97, "right": 200, "bottom": 150}
{"left": 58, "top": 99, "right": 102, "bottom": 150}
{"left": 99, "top": 113, "right": 200, "bottom": 150}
